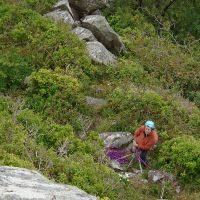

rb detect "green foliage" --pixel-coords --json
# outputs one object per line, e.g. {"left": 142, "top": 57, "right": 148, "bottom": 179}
{"left": 99, "top": 88, "right": 191, "bottom": 134}
{"left": 106, "top": 8, "right": 200, "bottom": 106}
{"left": 158, "top": 136, "right": 200, "bottom": 188}
{"left": 124, "top": 21, "right": 199, "bottom": 97}
{"left": 23, "top": 0, "right": 57, "bottom": 14}
{"left": 0, "top": 96, "right": 14, "bottom": 113}
{"left": 0, "top": 0, "right": 200, "bottom": 198}
{"left": 63, "top": 153, "right": 142, "bottom": 200}
{"left": 0, "top": 148, "right": 34, "bottom": 169}
{"left": 0, "top": 48, "right": 33, "bottom": 91}
{"left": 98, "top": 59, "right": 146, "bottom": 86}
{"left": 0, "top": 112, "right": 27, "bottom": 156}
{"left": 26, "top": 68, "right": 89, "bottom": 128}
{"left": 28, "top": 22, "right": 94, "bottom": 79}
{"left": 0, "top": 3, "right": 94, "bottom": 91}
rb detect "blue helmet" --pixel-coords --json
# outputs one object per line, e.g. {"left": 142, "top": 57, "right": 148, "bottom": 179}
{"left": 145, "top": 120, "right": 155, "bottom": 129}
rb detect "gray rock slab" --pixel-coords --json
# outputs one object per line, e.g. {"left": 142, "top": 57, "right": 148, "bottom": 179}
{"left": 0, "top": 166, "right": 97, "bottom": 200}
{"left": 72, "top": 27, "right": 97, "bottom": 41}
{"left": 45, "top": 9, "right": 74, "bottom": 26}
{"left": 100, "top": 132, "right": 133, "bottom": 148}
{"left": 86, "top": 41, "right": 116, "bottom": 65}
{"left": 68, "top": 0, "right": 108, "bottom": 14}
{"left": 82, "top": 15, "right": 125, "bottom": 54}
{"left": 53, "top": 0, "right": 80, "bottom": 21}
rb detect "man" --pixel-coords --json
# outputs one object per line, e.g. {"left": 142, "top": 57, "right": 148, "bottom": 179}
{"left": 132, "top": 120, "right": 158, "bottom": 167}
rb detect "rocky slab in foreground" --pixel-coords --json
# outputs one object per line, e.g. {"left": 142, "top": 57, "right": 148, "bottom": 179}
{"left": 0, "top": 166, "right": 97, "bottom": 200}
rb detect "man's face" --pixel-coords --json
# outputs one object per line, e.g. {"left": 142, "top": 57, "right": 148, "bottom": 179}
{"left": 144, "top": 126, "right": 152, "bottom": 135}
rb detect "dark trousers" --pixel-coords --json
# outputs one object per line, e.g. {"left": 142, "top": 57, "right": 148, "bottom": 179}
{"left": 138, "top": 149, "right": 148, "bottom": 167}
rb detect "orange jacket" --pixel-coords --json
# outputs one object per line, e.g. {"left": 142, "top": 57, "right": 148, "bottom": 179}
{"left": 134, "top": 126, "right": 158, "bottom": 150}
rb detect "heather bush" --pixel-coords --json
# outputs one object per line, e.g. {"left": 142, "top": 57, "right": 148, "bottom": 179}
{"left": 26, "top": 68, "right": 90, "bottom": 128}
{"left": 158, "top": 136, "right": 200, "bottom": 188}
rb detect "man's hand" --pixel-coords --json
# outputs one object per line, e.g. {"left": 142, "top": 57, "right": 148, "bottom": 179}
{"left": 133, "top": 140, "right": 138, "bottom": 147}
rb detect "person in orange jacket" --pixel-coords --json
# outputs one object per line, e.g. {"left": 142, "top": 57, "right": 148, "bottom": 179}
{"left": 132, "top": 120, "right": 158, "bottom": 167}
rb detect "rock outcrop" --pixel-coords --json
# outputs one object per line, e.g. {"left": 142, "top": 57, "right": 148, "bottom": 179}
{"left": 82, "top": 15, "right": 125, "bottom": 54}
{"left": 68, "top": 0, "right": 108, "bottom": 14}
{"left": 72, "top": 27, "right": 97, "bottom": 41}
{"left": 44, "top": 0, "right": 125, "bottom": 65}
{"left": 100, "top": 132, "right": 133, "bottom": 148}
{"left": 45, "top": 9, "right": 75, "bottom": 25}
{"left": 0, "top": 166, "right": 97, "bottom": 200}
{"left": 86, "top": 41, "right": 116, "bottom": 65}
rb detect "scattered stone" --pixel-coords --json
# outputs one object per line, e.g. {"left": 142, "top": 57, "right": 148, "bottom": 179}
{"left": 148, "top": 170, "right": 176, "bottom": 183}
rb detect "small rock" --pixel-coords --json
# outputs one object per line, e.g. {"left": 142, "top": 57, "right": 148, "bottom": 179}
{"left": 100, "top": 132, "right": 133, "bottom": 148}
{"left": 72, "top": 27, "right": 97, "bottom": 41}
{"left": 86, "top": 41, "right": 117, "bottom": 65}
{"left": 148, "top": 170, "right": 176, "bottom": 183}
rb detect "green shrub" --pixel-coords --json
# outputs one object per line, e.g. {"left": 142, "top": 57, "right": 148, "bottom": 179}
{"left": 0, "top": 148, "right": 34, "bottom": 169}
{"left": 17, "top": 109, "right": 103, "bottom": 156}
{"left": 63, "top": 153, "right": 142, "bottom": 200}
{"left": 158, "top": 136, "right": 200, "bottom": 188}
{"left": 26, "top": 68, "right": 89, "bottom": 127}
{"left": 0, "top": 49, "right": 33, "bottom": 91}
{"left": 24, "top": 0, "right": 57, "bottom": 14}
{"left": 97, "top": 59, "right": 147, "bottom": 86}
{"left": 0, "top": 112, "right": 27, "bottom": 156}
{"left": 100, "top": 88, "right": 190, "bottom": 134}
{"left": 0, "top": 3, "right": 94, "bottom": 85}
{"left": 0, "top": 96, "right": 14, "bottom": 113}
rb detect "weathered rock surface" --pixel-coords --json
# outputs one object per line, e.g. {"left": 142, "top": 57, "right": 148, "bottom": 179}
{"left": 91, "top": 9, "right": 102, "bottom": 15}
{"left": 73, "top": 27, "right": 97, "bottom": 41}
{"left": 0, "top": 166, "right": 97, "bottom": 200}
{"left": 86, "top": 96, "right": 107, "bottom": 106}
{"left": 82, "top": 15, "right": 125, "bottom": 54}
{"left": 68, "top": 0, "right": 108, "bottom": 14}
{"left": 53, "top": 0, "right": 80, "bottom": 21}
{"left": 45, "top": 9, "right": 75, "bottom": 25}
{"left": 86, "top": 41, "right": 116, "bottom": 65}
{"left": 100, "top": 132, "right": 133, "bottom": 148}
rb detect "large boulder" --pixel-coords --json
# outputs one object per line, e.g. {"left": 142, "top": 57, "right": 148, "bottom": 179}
{"left": 86, "top": 41, "right": 116, "bottom": 65}
{"left": 53, "top": 0, "right": 80, "bottom": 21}
{"left": 0, "top": 166, "right": 97, "bottom": 200}
{"left": 45, "top": 9, "right": 75, "bottom": 26}
{"left": 100, "top": 132, "right": 133, "bottom": 148}
{"left": 72, "top": 27, "right": 97, "bottom": 41}
{"left": 82, "top": 15, "right": 125, "bottom": 54}
{"left": 68, "top": 0, "right": 108, "bottom": 14}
